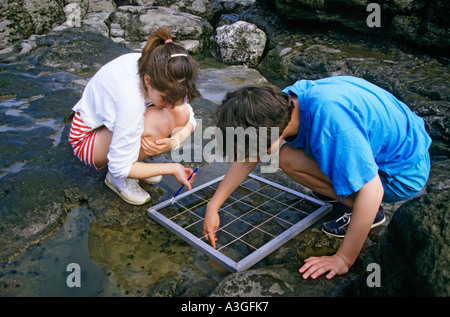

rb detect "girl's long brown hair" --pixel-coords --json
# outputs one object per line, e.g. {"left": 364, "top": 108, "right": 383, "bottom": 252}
{"left": 138, "top": 27, "right": 200, "bottom": 104}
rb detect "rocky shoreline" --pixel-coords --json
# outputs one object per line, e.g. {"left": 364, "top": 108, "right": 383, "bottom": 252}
{"left": 0, "top": 0, "right": 448, "bottom": 296}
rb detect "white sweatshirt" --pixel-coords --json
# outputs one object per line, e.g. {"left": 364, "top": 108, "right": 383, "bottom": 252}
{"left": 72, "top": 53, "right": 196, "bottom": 179}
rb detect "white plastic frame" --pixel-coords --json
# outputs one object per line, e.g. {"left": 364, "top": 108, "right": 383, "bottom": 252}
{"left": 147, "top": 173, "right": 331, "bottom": 272}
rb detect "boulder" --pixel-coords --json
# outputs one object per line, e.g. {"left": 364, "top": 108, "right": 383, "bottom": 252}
{"left": 53, "top": 11, "right": 112, "bottom": 39}
{"left": 210, "top": 21, "right": 267, "bottom": 67}
{"left": 0, "top": 0, "right": 64, "bottom": 49}
{"left": 0, "top": 0, "right": 117, "bottom": 50}
{"left": 364, "top": 188, "right": 450, "bottom": 296}
{"left": 211, "top": 264, "right": 359, "bottom": 297}
{"left": 354, "top": 158, "right": 450, "bottom": 297}
{"left": 105, "top": 5, "right": 213, "bottom": 52}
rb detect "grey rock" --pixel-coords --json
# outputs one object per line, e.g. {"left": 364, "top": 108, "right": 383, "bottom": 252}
{"left": 210, "top": 21, "right": 267, "bottom": 67}
{"left": 105, "top": 5, "right": 213, "bottom": 52}
{"left": 211, "top": 264, "right": 359, "bottom": 297}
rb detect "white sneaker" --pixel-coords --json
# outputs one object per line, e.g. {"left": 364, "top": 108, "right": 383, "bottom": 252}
{"left": 140, "top": 175, "right": 163, "bottom": 185}
{"left": 105, "top": 172, "right": 151, "bottom": 205}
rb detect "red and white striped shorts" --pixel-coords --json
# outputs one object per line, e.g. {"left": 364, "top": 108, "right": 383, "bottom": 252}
{"left": 68, "top": 112, "right": 105, "bottom": 171}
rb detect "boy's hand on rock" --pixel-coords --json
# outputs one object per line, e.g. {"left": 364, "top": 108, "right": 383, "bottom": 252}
{"left": 299, "top": 254, "right": 349, "bottom": 279}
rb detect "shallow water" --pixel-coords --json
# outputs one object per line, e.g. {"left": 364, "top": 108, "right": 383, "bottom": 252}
{"left": 0, "top": 94, "right": 63, "bottom": 146}
{"left": 0, "top": 206, "right": 123, "bottom": 296}
{"left": 0, "top": 161, "right": 235, "bottom": 296}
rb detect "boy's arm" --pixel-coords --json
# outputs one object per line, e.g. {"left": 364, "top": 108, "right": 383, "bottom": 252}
{"left": 300, "top": 174, "right": 384, "bottom": 279}
{"left": 336, "top": 174, "right": 384, "bottom": 268}
{"left": 203, "top": 161, "right": 258, "bottom": 248}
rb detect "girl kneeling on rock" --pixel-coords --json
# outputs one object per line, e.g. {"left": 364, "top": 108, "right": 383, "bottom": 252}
{"left": 69, "top": 27, "right": 198, "bottom": 205}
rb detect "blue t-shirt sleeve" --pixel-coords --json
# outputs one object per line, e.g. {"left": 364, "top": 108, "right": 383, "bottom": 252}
{"left": 282, "top": 80, "right": 317, "bottom": 96}
{"left": 309, "top": 103, "right": 379, "bottom": 197}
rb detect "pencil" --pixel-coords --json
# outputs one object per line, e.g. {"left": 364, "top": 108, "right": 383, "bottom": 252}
{"left": 171, "top": 167, "right": 198, "bottom": 204}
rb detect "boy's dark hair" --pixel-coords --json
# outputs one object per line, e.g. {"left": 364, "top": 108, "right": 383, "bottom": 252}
{"left": 215, "top": 84, "right": 294, "bottom": 161}
{"left": 138, "top": 27, "right": 200, "bottom": 104}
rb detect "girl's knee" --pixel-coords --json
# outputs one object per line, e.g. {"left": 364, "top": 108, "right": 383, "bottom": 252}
{"left": 143, "top": 107, "right": 172, "bottom": 140}
{"left": 167, "top": 104, "right": 190, "bottom": 129}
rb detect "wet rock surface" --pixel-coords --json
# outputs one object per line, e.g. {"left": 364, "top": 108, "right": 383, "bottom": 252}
{"left": 0, "top": 0, "right": 448, "bottom": 297}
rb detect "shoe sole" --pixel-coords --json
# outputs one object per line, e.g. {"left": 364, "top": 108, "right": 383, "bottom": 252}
{"left": 104, "top": 178, "right": 151, "bottom": 206}
{"left": 322, "top": 215, "right": 387, "bottom": 238}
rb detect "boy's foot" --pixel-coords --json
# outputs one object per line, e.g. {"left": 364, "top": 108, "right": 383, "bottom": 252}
{"left": 105, "top": 172, "right": 151, "bottom": 205}
{"left": 140, "top": 175, "right": 163, "bottom": 185}
{"left": 321, "top": 205, "right": 386, "bottom": 238}
{"left": 311, "top": 191, "right": 339, "bottom": 203}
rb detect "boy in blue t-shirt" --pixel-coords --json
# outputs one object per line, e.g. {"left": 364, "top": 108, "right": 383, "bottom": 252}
{"left": 202, "top": 76, "right": 431, "bottom": 279}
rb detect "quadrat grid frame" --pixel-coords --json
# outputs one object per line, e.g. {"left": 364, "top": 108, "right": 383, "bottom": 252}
{"left": 147, "top": 173, "right": 332, "bottom": 272}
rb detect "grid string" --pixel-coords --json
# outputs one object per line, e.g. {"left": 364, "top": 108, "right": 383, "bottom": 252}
{"left": 215, "top": 190, "right": 309, "bottom": 252}
{"left": 166, "top": 178, "right": 311, "bottom": 253}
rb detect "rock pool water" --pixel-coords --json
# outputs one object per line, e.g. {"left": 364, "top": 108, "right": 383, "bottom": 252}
{"left": 0, "top": 162, "right": 232, "bottom": 296}
{"left": 0, "top": 206, "right": 122, "bottom": 296}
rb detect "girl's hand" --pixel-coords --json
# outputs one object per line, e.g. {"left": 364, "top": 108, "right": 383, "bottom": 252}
{"left": 299, "top": 254, "right": 349, "bottom": 279}
{"left": 172, "top": 164, "right": 196, "bottom": 190}
{"left": 141, "top": 137, "right": 177, "bottom": 156}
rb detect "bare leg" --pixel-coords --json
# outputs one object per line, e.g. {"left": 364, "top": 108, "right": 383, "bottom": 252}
{"left": 166, "top": 103, "right": 190, "bottom": 129}
{"left": 138, "top": 104, "right": 190, "bottom": 161}
{"left": 138, "top": 107, "right": 173, "bottom": 161}
{"left": 279, "top": 144, "right": 354, "bottom": 208}
{"left": 93, "top": 105, "right": 189, "bottom": 167}
{"left": 92, "top": 126, "right": 112, "bottom": 169}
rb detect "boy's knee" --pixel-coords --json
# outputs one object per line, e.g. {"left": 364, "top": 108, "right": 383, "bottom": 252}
{"left": 279, "top": 144, "right": 294, "bottom": 171}
{"left": 279, "top": 145, "right": 308, "bottom": 172}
